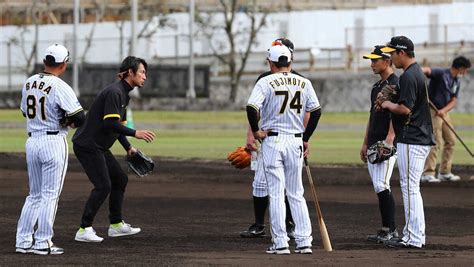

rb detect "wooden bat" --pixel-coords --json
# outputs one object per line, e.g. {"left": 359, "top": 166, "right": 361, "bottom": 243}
{"left": 428, "top": 102, "right": 474, "bottom": 157}
{"left": 304, "top": 158, "right": 333, "bottom": 252}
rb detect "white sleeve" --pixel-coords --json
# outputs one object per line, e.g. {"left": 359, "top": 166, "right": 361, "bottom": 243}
{"left": 305, "top": 82, "right": 321, "bottom": 112}
{"left": 56, "top": 81, "right": 83, "bottom": 116}
{"left": 20, "top": 83, "right": 27, "bottom": 114}
{"left": 247, "top": 80, "right": 267, "bottom": 111}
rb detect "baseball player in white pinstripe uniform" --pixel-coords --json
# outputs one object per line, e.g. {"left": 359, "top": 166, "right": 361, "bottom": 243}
{"left": 379, "top": 36, "right": 435, "bottom": 249}
{"left": 16, "top": 44, "right": 85, "bottom": 255}
{"left": 247, "top": 45, "right": 322, "bottom": 255}
{"left": 361, "top": 46, "right": 399, "bottom": 243}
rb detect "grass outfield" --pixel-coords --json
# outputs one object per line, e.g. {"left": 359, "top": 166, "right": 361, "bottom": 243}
{"left": 1, "top": 109, "right": 473, "bottom": 165}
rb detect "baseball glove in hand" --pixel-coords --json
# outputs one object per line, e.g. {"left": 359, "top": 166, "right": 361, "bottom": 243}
{"left": 227, "top": 146, "right": 251, "bottom": 169}
{"left": 375, "top": 84, "right": 397, "bottom": 111}
{"left": 367, "top": 141, "right": 397, "bottom": 164}
{"left": 126, "top": 150, "right": 155, "bottom": 177}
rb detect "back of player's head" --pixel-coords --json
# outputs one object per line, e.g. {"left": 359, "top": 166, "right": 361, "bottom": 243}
{"left": 452, "top": 56, "right": 471, "bottom": 69}
{"left": 272, "top": 38, "right": 294, "bottom": 53}
{"left": 118, "top": 56, "right": 148, "bottom": 79}
{"left": 43, "top": 44, "right": 70, "bottom": 67}
{"left": 268, "top": 45, "right": 292, "bottom": 68}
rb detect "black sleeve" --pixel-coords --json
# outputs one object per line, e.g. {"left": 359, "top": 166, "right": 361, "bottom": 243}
{"left": 67, "top": 110, "right": 86, "bottom": 128}
{"left": 303, "top": 108, "right": 322, "bottom": 142}
{"left": 103, "top": 90, "right": 123, "bottom": 120}
{"left": 103, "top": 118, "right": 136, "bottom": 137}
{"left": 397, "top": 74, "right": 416, "bottom": 110}
{"left": 118, "top": 135, "right": 132, "bottom": 151}
{"left": 246, "top": 105, "right": 260, "bottom": 132}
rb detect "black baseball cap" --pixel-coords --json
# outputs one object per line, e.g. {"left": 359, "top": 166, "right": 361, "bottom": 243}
{"left": 272, "top": 38, "right": 294, "bottom": 53}
{"left": 381, "top": 36, "right": 414, "bottom": 53}
{"left": 363, "top": 45, "right": 391, "bottom": 59}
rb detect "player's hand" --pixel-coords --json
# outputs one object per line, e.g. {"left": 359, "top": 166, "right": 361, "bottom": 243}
{"left": 380, "top": 100, "right": 391, "bottom": 110}
{"left": 246, "top": 131, "right": 257, "bottom": 151}
{"left": 303, "top": 141, "right": 310, "bottom": 158}
{"left": 127, "top": 146, "right": 137, "bottom": 156}
{"left": 360, "top": 143, "right": 368, "bottom": 163}
{"left": 68, "top": 122, "right": 77, "bottom": 129}
{"left": 252, "top": 130, "right": 267, "bottom": 142}
{"left": 135, "top": 130, "right": 156, "bottom": 143}
{"left": 437, "top": 109, "right": 446, "bottom": 118}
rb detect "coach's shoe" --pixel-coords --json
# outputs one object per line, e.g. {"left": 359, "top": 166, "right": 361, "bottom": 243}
{"left": 421, "top": 175, "right": 441, "bottom": 183}
{"left": 75, "top": 227, "right": 104, "bottom": 242}
{"left": 294, "top": 246, "right": 312, "bottom": 254}
{"left": 32, "top": 245, "right": 64, "bottom": 255}
{"left": 240, "top": 223, "right": 265, "bottom": 238}
{"left": 438, "top": 173, "right": 461, "bottom": 182}
{"left": 265, "top": 245, "right": 290, "bottom": 255}
{"left": 384, "top": 239, "right": 421, "bottom": 249}
{"left": 286, "top": 221, "right": 296, "bottom": 240}
{"left": 367, "top": 228, "right": 399, "bottom": 243}
{"left": 15, "top": 247, "right": 33, "bottom": 254}
{"left": 108, "top": 221, "right": 141, "bottom": 237}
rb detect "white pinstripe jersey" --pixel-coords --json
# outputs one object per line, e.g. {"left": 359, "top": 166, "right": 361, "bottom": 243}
{"left": 247, "top": 71, "right": 320, "bottom": 134}
{"left": 20, "top": 73, "right": 82, "bottom": 135}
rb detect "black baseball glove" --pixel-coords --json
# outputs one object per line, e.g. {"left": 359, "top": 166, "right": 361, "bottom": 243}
{"left": 367, "top": 141, "right": 396, "bottom": 164}
{"left": 126, "top": 150, "right": 155, "bottom": 177}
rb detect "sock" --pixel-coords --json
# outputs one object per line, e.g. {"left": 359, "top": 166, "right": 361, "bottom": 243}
{"left": 377, "top": 189, "right": 396, "bottom": 231}
{"left": 285, "top": 195, "right": 294, "bottom": 226}
{"left": 253, "top": 196, "right": 269, "bottom": 226}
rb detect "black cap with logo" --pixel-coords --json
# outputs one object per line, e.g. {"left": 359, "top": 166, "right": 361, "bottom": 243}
{"left": 381, "top": 36, "right": 414, "bottom": 53}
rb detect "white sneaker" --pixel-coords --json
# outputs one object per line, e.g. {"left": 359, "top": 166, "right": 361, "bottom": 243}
{"left": 437, "top": 173, "right": 461, "bottom": 182}
{"left": 75, "top": 227, "right": 104, "bottom": 242}
{"left": 108, "top": 221, "right": 141, "bottom": 237}
{"left": 421, "top": 175, "right": 441, "bottom": 183}
{"left": 265, "top": 246, "right": 290, "bottom": 255}
{"left": 295, "top": 246, "right": 313, "bottom": 254}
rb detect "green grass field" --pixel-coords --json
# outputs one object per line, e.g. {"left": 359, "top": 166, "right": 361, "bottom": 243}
{"left": 1, "top": 109, "right": 473, "bottom": 165}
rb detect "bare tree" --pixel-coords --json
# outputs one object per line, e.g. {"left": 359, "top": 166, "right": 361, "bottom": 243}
{"left": 80, "top": 1, "right": 106, "bottom": 64}
{"left": 114, "top": 4, "right": 173, "bottom": 60}
{"left": 196, "top": 0, "right": 268, "bottom": 102}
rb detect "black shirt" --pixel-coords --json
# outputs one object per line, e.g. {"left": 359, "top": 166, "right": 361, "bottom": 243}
{"left": 367, "top": 73, "right": 399, "bottom": 147}
{"left": 73, "top": 80, "right": 134, "bottom": 150}
{"left": 391, "top": 63, "right": 435, "bottom": 145}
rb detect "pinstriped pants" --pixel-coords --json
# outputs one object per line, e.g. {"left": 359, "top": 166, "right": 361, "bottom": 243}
{"left": 16, "top": 135, "right": 68, "bottom": 249}
{"left": 261, "top": 135, "right": 312, "bottom": 249}
{"left": 367, "top": 154, "right": 397, "bottom": 193}
{"left": 397, "top": 143, "right": 430, "bottom": 248}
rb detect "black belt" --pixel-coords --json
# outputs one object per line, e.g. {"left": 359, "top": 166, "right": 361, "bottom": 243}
{"left": 267, "top": 132, "right": 302, "bottom": 137}
{"left": 28, "top": 131, "right": 59, "bottom": 137}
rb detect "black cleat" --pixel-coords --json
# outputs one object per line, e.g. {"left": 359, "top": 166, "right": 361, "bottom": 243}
{"left": 240, "top": 223, "right": 265, "bottom": 238}
{"left": 384, "top": 240, "right": 422, "bottom": 249}
{"left": 367, "top": 228, "right": 399, "bottom": 243}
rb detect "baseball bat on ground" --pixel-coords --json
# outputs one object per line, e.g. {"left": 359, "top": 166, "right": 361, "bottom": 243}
{"left": 303, "top": 157, "right": 333, "bottom": 252}
{"left": 428, "top": 102, "right": 474, "bottom": 157}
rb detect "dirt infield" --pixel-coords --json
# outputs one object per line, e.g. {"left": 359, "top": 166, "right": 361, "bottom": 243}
{"left": 0, "top": 153, "right": 473, "bottom": 266}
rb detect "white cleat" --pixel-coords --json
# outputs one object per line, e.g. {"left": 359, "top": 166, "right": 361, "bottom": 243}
{"left": 75, "top": 227, "right": 104, "bottom": 242}
{"left": 421, "top": 175, "right": 441, "bottom": 183}
{"left": 295, "top": 246, "right": 313, "bottom": 254}
{"left": 265, "top": 246, "right": 290, "bottom": 255}
{"left": 437, "top": 173, "right": 461, "bottom": 182}
{"left": 108, "top": 221, "right": 141, "bottom": 237}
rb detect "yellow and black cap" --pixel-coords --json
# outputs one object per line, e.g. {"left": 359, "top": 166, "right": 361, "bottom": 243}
{"left": 363, "top": 45, "right": 391, "bottom": 59}
{"left": 381, "top": 36, "right": 414, "bottom": 53}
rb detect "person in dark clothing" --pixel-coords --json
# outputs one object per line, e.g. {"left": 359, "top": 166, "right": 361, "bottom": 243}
{"left": 73, "top": 56, "right": 156, "bottom": 242}
{"left": 360, "top": 45, "right": 399, "bottom": 243}
{"left": 379, "top": 36, "right": 435, "bottom": 249}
